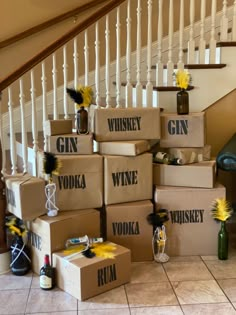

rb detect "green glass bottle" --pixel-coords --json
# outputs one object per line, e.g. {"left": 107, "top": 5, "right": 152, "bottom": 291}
{"left": 76, "top": 106, "right": 89, "bottom": 134}
{"left": 177, "top": 89, "right": 189, "bottom": 115}
{"left": 218, "top": 221, "right": 228, "bottom": 260}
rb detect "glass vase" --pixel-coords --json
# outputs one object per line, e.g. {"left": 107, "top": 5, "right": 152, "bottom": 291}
{"left": 76, "top": 106, "right": 89, "bottom": 134}
{"left": 177, "top": 89, "right": 189, "bottom": 115}
{"left": 218, "top": 221, "right": 229, "bottom": 260}
{"left": 10, "top": 235, "right": 31, "bottom": 276}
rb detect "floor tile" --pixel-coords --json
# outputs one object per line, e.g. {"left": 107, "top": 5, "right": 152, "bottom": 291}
{"left": 78, "top": 286, "right": 129, "bottom": 310}
{"left": 125, "top": 282, "right": 178, "bottom": 307}
{"left": 130, "top": 305, "right": 184, "bottom": 314}
{"left": 204, "top": 260, "right": 236, "bottom": 279}
{"left": 172, "top": 280, "right": 228, "bottom": 305}
{"left": 163, "top": 261, "right": 213, "bottom": 281}
{"left": 0, "top": 271, "right": 33, "bottom": 290}
{"left": 31, "top": 273, "right": 40, "bottom": 288}
{"left": 26, "top": 313, "right": 77, "bottom": 315}
{"left": 181, "top": 303, "right": 236, "bottom": 314}
{"left": 218, "top": 279, "right": 236, "bottom": 302}
{"left": 0, "top": 289, "right": 29, "bottom": 315}
{"left": 25, "top": 288, "right": 77, "bottom": 313}
{"left": 78, "top": 309, "right": 131, "bottom": 315}
{"left": 168, "top": 256, "right": 201, "bottom": 262}
{"left": 130, "top": 261, "right": 168, "bottom": 283}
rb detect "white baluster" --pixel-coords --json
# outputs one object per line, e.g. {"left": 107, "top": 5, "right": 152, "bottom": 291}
{"left": 19, "top": 78, "right": 28, "bottom": 173}
{"left": 41, "top": 62, "right": 48, "bottom": 152}
{"left": 8, "top": 87, "right": 17, "bottom": 175}
{"left": 105, "top": 14, "right": 111, "bottom": 108}
{"left": 52, "top": 53, "right": 58, "bottom": 119}
{"left": 73, "top": 37, "right": 79, "bottom": 89}
{"left": 136, "top": 0, "right": 142, "bottom": 107}
{"left": 177, "top": 0, "right": 184, "bottom": 70}
{"left": 156, "top": 0, "right": 163, "bottom": 86}
{"left": 84, "top": 30, "right": 89, "bottom": 86}
{"left": 199, "top": 0, "right": 206, "bottom": 64}
{"left": 63, "top": 45, "right": 69, "bottom": 119}
{"left": 126, "top": 0, "right": 133, "bottom": 108}
{"left": 187, "top": 0, "right": 195, "bottom": 64}
{"left": 95, "top": 22, "right": 101, "bottom": 107}
{"left": 220, "top": 0, "right": 229, "bottom": 41}
{"left": 146, "top": 0, "right": 153, "bottom": 107}
{"left": 0, "top": 93, "right": 6, "bottom": 176}
{"left": 116, "top": 6, "right": 122, "bottom": 108}
{"left": 232, "top": 1, "right": 236, "bottom": 41}
{"left": 167, "top": 0, "right": 174, "bottom": 86}
{"left": 209, "top": 0, "right": 217, "bottom": 64}
{"left": 31, "top": 70, "right": 38, "bottom": 176}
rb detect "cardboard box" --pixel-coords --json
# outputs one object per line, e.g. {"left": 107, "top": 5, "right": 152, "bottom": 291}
{"left": 104, "top": 153, "right": 153, "bottom": 205}
{"left": 38, "top": 152, "right": 103, "bottom": 210}
{"left": 166, "top": 144, "right": 211, "bottom": 164}
{"left": 153, "top": 183, "right": 226, "bottom": 256}
{"left": 94, "top": 107, "right": 161, "bottom": 141}
{"left": 53, "top": 242, "right": 131, "bottom": 300}
{"left": 106, "top": 200, "right": 153, "bottom": 261}
{"left": 98, "top": 140, "right": 150, "bottom": 156}
{"left": 160, "top": 112, "right": 205, "bottom": 147}
{"left": 5, "top": 174, "right": 46, "bottom": 220}
{"left": 153, "top": 160, "right": 216, "bottom": 188}
{"left": 28, "top": 209, "right": 100, "bottom": 274}
{"left": 44, "top": 119, "right": 73, "bottom": 136}
{"left": 47, "top": 133, "right": 93, "bottom": 155}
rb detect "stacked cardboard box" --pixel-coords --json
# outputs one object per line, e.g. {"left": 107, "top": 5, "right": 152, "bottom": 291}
{"left": 153, "top": 112, "right": 226, "bottom": 256}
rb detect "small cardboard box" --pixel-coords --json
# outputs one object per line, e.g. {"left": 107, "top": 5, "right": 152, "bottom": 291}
{"left": 44, "top": 119, "right": 73, "bottom": 136}
{"left": 94, "top": 107, "right": 161, "bottom": 141}
{"left": 47, "top": 133, "right": 93, "bottom": 155}
{"left": 28, "top": 209, "right": 100, "bottom": 274}
{"left": 38, "top": 152, "right": 103, "bottom": 210}
{"left": 160, "top": 112, "right": 205, "bottom": 147}
{"left": 104, "top": 153, "right": 153, "bottom": 205}
{"left": 98, "top": 140, "right": 150, "bottom": 156}
{"left": 166, "top": 144, "right": 211, "bottom": 164}
{"left": 5, "top": 174, "right": 46, "bottom": 220}
{"left": 53, "top": 242, "right": 131, "bottom": 301}
{"left": 153, "top": 183, "right": 226, "bottom": 256}
{"left": 153, "top": 160, "right": 216, "bottom": 188}
{"left": 106, "top": 200, "right": 153, "bottom": 261}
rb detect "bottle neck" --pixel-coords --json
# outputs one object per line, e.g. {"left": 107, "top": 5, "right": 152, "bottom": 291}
{"left": 44, "top": 255, "right": 50, "bottom": 266}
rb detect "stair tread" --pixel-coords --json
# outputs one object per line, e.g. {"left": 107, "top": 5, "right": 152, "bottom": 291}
{"left": 117, "top": 81, "right": 194, "bottom": 92}
{"left": 151, "top": 64, "right": 227, "bottom": 70}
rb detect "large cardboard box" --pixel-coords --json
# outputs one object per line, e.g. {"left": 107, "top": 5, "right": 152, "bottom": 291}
{"left": 5, "top": 174, "right": 46, "bottom": 220}
{"left": 104, "top": 153, "right": 153, "bottom": 205}
{"left": 153, "top": 160, "right": 216, "bottom": 188}
{"left": 106, "top": 200, "right": 153, "bottom": 261}
{"left": 38, "top": 152, "right": 103, "bottom": 210}
{"left": 47, "top": 133, "right": 93, "bottom": 155}
{"left": 166, "top": 144, "right": 211, "bottom": 164}
{"left": 160, "top": 112, "right": 205, "bottom": 147}
{"left": 94, "top": 107, "right": 161, "bottom": 141}
{"left": 98, "top": 140, "right": 150, "bottom": 156}
{"left": 44, "top": 119, "right": 73, "bottom": 136}
{"left": 153, "top": 183, "right": 226, "bottom": 256}
{"left": 28, "top": 209, "right": 100, "bottom": 274}
{"left": 53, "top": 242, "right": 131, "bottom": 301}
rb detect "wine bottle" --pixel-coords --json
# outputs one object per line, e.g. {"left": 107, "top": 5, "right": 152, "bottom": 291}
{"left": 154, "top": 152, "right": 183, "bottom": 165}
{"left": 39, "top": 254, "right": 55, "bottom": 290}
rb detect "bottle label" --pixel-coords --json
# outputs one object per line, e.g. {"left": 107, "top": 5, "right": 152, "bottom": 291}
{"left": 40, "top": 275, "right": 52, "bottom": 289}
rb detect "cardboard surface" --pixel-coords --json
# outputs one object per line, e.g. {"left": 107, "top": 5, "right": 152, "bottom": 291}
{"left": 44, "top": 119, "right": 73, "bottom": 136}
{"left": 28, "top": 209, "right": 100, "bottom": 274}
{"left": 5, "top": 174, "right": 46, "bottom": 220}
{"left": 153, "top": 183, "right": 226, "bottom": 256}
{"left": 166, "top": 144, "right": 211, "bottom": 164}
{"left": 104, "top": 153, "right": 153, "bottom": 205}
{"left": 47, "top": 133, "right": 93, "bottom": 155}
{"left": 98, "top": 140, "right": 150, "bottom": 156}
{"left": 106, "top": 200, "right": 154, "bottom": 261}
{"left": 153, "top": 160, "right": 216, "bottom": 188}
{"left": 94, "top": 107, "right": 161, "bottom": 141}
{"left": 53, "top": 242, "right": 131, "bottom": 301}
{"left": 160, "top": 112, "right": 205, "bottom": 147}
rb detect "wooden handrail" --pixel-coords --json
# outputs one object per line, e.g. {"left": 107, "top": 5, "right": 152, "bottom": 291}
{"left": 0, "top": 0, "right": 107, "bottom": 49}
{"left": 0, "top": 0, "right": 126, "bottom": 92}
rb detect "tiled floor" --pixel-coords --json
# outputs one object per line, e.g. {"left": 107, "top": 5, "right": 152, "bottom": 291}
{"left": 1, "top": 246, "right": 236, "bottom": 315}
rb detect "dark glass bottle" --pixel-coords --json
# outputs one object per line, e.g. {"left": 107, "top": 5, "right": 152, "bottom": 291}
{"left": 40, "top": 254, "right": 55, "bottom": 290}
{"left": 177, "top": 89, "right": 189, "bottom": 115}
{"left": 10, "top": 236, "right": 31, "bottom": 276}
{"left": 218, "top": 221, "right": 229, "bottom": 260}
{"left": 77, "top": 106, "right": 89, "bottom": 134}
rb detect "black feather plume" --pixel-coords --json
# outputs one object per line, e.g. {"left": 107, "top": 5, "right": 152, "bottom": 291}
{"left": 147, "top": 209, "right": 169, "bottom": 228}
{"left": 43, "top": 152, "right": 60, "bottom": 176}
{"left": 82, "top": 248, "right": 96, "bottom": 258}
{"left": 66, "top": 88, "right": 83, "bottom": 105}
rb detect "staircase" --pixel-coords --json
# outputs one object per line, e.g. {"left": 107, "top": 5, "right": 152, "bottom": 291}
{"left": 0, "top": 0, "right": 236, "bottom": 176}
